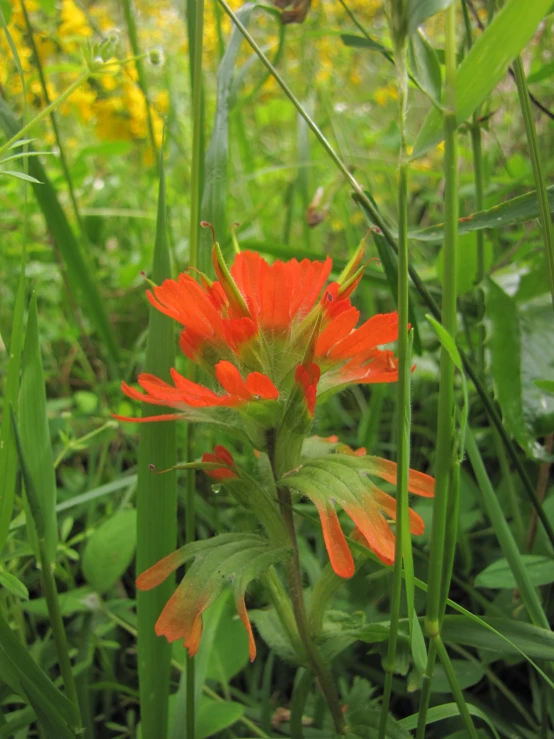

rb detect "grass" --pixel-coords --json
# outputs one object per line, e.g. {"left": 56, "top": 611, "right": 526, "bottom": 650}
{"left": 1, "top": 1, "right": 554, "bottom": 738}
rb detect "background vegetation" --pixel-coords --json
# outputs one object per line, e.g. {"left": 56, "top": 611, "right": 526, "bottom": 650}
{"left": 1, "top": 0, "right": 553, "bottom": 737}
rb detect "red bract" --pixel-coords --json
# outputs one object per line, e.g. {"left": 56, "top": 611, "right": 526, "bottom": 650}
{"left": 201, "top": 445, "right": 238, "bottom": 480}
{"left": 115, "top": 359, "right": 278, "bottom": 423}
{"left": 118, "top": 246, "right": 402, "bottom": 426}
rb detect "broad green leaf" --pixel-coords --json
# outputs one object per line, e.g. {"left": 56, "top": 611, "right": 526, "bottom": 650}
{"left": 340, "top": 33, "right": 388, "bottom": 53}
{"left": 196, "top": 698, "right": 244, "bottom": 739}
{"left": 320, "top": 610, "right": 390, "bottom": 660}
{"left": 19, "top": 295, "right": 58, "bottom": 565}
{"left": 441, "top": 615, "right": 554, "bottom": 660}
{"left": 204, "top": 597, "right": 250, "bottom": 684}
{"left": 408, "top": 29, "right": 442, "bottom": 104}
{"left": 484, "top": 278, "right": 554, "bottom": 459}
{"left": 82, "top": 509, "right": 137, "bottom": 593}
{"left": 412, "top": 0, "right": 552, "bottom": 157}
{"left": 0, "top": 569, "right": 29, "bottom": 600}
{"left": 23, "top": 586, "right": 95, "bottom": 617}
{"left": 408, "top": 0, "right": 454, "bottom": 36}
{"left": 0, "top": 265, "right": 25, "bottom": 555}
{"left": 407, "top": 186, "right": 554, "bottom": 242}
{"left": 475, "top": 555, "right": 554, "bottom": 589}
{"left": 0, "top": 98, "right": 120, "bottom": 366}
{"left": 430, "top": 659, "right": 484, "bottom": 693}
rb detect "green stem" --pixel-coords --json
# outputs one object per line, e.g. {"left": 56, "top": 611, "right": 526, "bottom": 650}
{"left": 122, "top": 0, "right": 158, "bottom": 163}
{"left": 415, "top": 639, "right": 437, "bottom": 739}
{"left": 278, "top": 487, "right": 345, "bottom": 735}
{"left": 420, "top": 7, "right": 477, "bottom": 736}
{"left": 433, "top": 636, "right": 479, "bottom": 739}
{"left": 379, "top": 40, "right": 411, "bottom": 739}
{"left": 262, "top": 567, "right": 305, "bottom": 659}
{"left": 469, "top": 118, "right": 486, "bottom": 373}
{"left": 512, "top": 55, "right": 554, "bottom": 313}
{"left": 0, "top": 71, "right": 89, "bottom": 160}
{"left": 425, "top": 0, "right": 458, "bottom": 635}
{"left": 39, "top": 542, "right": 82, "bottom": 731}
{"left": 185, "top": 0, "right": 205, "bottom": 734}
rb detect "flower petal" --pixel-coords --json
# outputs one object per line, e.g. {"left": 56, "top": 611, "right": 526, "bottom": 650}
{"left": 235, "top": 594, "right": 256, "bottom": 661}
{"left": 315, "top": 501, "right": 355, "bottom": 578}
{"left": 136, "top": 546, "right": 190, "bottom": 590}
{"left": 245, "top": 372, "right": 279, "bottom": 400}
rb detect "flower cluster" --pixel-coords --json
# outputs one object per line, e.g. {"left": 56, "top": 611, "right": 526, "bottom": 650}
{"left": 121, "top": 242, "right": 434, "bottom": 659}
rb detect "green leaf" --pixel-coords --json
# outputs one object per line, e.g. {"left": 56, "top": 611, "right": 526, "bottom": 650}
{"left": 435, "top": 232, "right": 493, "bottom": 294}
{"left": 348, "top": 707, "right": 412, "bottom": 739}
{"left": 484, "top": 278, "right": 554, "bottom": 459}
{"left": 0, "top": 97, "right": 120, "bottom": 366}
{"left": 82, "top": 510, "right": 137, "bottom": 593}
{"left": 399, "top": 702, "right": 500, "bottom": 739}
{"left": 0, "top": 608, "right": 79, "bottom": 731}
{"left": 407, "top": 186, "right": 554, "bottom": 242}
{"left": 0, "top": 265, "right": 25, "bottom": 554}
{"left": 0, "top": 569, "right": 29, "bottom": 600}
{"left": 22, "top": 586, "right": 96, "bottom": 617}
{"left": 196, "top": 698, "right": 244, "bottom": 739}
{"left": 19, "top": 294, "right": 58, "bottom": 565}
{"left": 475, "top": 555, "right": 554, "bottom": 589}
{"left": 199, "top": 3, "right": 254, "bottom": 269}
{"left": 408, "top": 0, "right": 454, "bottom": 36}
{"left": 430, "top": 659, "right": 484, "bottom": 693}
{"left": 440, "top": 615, "right": 554, "bottom": 660}
{"left": 340, "top": 33, "right": 388, "bottom": 53}
{"left": 249, "top": 607, "right": 299, "bottom": 664}
{"left": 412, "top": 0, "right": 553, "bottom": 157}
{"left": 0, "top": 169, "right": 42, "bottom": 183}
{"left": 136, "top": 145, "right": 177, "bottom": 739}
{"left": 204, "top": 598, "right": 250, "bottom": 684}
{"left": 535, "top": 379, "right": 554, "bottom": 394}
{"left": 408, "top": 29, "right": 442, "bottom": 104}
{"left": 527, "top": 61, "right": 554, "bottom": 84}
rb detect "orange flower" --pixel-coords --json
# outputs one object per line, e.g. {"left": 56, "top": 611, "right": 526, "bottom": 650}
{"left": 118, "top": 245, "right": 402, "bottom": 427}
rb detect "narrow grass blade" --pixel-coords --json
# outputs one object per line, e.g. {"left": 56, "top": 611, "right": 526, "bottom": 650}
{"left": 19, "top": 294, "right": 58, "bottom": 565}
{"left": 199, "top": 3, "right": 254, "bottom": 266}
{"left": 465, "top": 428, "right": 550, "bottom": 631}
{"left": 403, "top": 185, "right": 554, "bottom": 242}
{"left": 0, "top": 607, "right": 79, "bottom": 732}
{"left": 136, "top": 150, "right": 177, "bottom": 739}
{"left": 0, "top": 98, "right": 120, "bottom": 368}
{"left": 0, "top": 267, "right": 25, "bottom": 554}
{"left": 412, "top": 0, "right": 553, "bottom": 156}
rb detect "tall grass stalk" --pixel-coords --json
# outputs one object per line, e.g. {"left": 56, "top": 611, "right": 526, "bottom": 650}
{"left": 135, "top": 152, "right": 177, "bottom": 739}
{"left": 184, "top": 0, "right": 206, "bottom": 733}
{"left": 418, "top": 7, "right": 477, "bottom": 737}
{"left": 378, "top": 14, "right": 412, "bottom": 736}
{"left": 512, "top": 55, "right": 554, "bottom": 313}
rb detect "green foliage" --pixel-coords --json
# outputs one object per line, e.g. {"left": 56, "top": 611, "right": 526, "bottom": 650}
{"left": 1, "top": 0, "right": 554, "bottom": 736}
